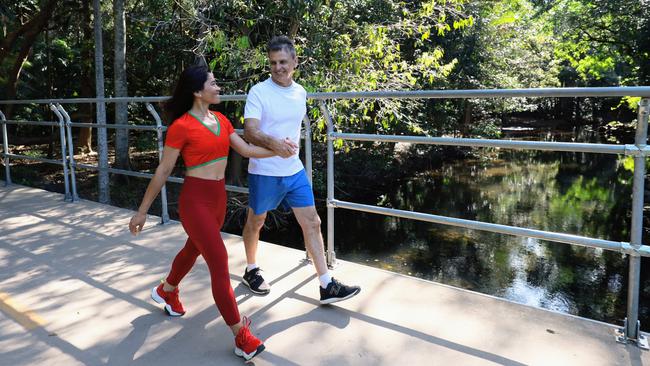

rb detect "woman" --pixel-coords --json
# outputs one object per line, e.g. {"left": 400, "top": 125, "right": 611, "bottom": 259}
{"left": 128, "top": 65, "right": 276, "bottom": 361}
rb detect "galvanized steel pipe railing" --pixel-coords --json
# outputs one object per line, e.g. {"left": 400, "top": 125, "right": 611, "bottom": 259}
{"left": 0, "top": 110, "right": 10, "bottom": 186}
{"left": 1, "top": 120, "right": 60, "bottom": 127}
{"left": 0, "top": 99, "right": 262, "bottom": 217}
{"left": 330, "top": 199, "right": 650, "bottom": 256}
{"left": 619, "top": 98, "right": 650, "bottom": 348}
{"left": 303, "top": 115, "right": 313, "bottom": 185}
{"left": 48, "top": 104, "right": 72, "bottom": 201}
{"left": 2, "top": 86, "right": 650, "bottom": 104}
{"left": 57, "top": 104, "right": 79, "bottom": 201}
{"left": 146, "top": 103, "right": 170, "bottom": 224}
{"left": 320, "top": 101, "right": 337, "bottom": 267}
{"left": 303, "top": 115, "right": 314, "bottom": 262}
{"left": 331, "top": 133, "right": 649, "bottom": 156}
{"left": 320, "top": 93, "right": 650, "bottom": 348}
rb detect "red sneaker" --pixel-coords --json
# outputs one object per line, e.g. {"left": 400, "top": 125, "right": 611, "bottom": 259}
{"left": 234, "top": 316, "right": 265, "bottom": 361}
{"left": 151, "top": 283, "right": 186, "bottom": 316}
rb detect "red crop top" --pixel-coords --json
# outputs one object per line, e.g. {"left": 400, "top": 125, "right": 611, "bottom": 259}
{"left": 165, "top": 110, "right": 235, "bottom": 170}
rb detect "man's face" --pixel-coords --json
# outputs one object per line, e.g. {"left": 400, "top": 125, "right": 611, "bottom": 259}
{"left": 268, "top": 49, "right": 297, "bottom": 87}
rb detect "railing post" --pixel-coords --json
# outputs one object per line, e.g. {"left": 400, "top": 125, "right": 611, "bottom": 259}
{"left": 49, "top": 104, "right": 72, "bottom": 201}
{"left": 618, "top": 98, "right": 650, "bottom": 349}
{"left": 319, "top": 101, "right": 337, "bottom": 268}
{"left": 303, "top": 115, "right": 313, "bottom": 261}
{"left": 303, "top": 115, "right": 313, "bottom": 185}
{"left": 0, "top": 110, "right": 10, "bottom": 186}
{"left": 146, "top": 103, "right": 170, "bottom": 224}
{"left": 57, "top": 104, "right": 79, "bottom": 201}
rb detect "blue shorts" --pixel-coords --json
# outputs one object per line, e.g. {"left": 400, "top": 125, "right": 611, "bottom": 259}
{"left": 248, "top": 169, "right": 315, "bottom": 215}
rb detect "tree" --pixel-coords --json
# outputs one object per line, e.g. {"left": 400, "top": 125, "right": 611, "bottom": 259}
{"left": 94, "top": 0, "right": 109, "bottom": 203}
{"left": 550, "top": 0, "right": 647, "bottom": 86}
{"left": 113, "top": 0, "right": 129, "bottom": 170}
{"left": 0, "top": 0, "right": 59, "bottom": 118}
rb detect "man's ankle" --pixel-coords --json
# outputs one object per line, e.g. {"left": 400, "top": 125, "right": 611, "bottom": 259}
{"left": 319, "top": 272, "right": 332, "bottom": 289}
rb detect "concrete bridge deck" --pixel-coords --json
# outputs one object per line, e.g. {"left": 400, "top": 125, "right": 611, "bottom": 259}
{"left": 0, "top": 182, "right": 647, "bottom": 365}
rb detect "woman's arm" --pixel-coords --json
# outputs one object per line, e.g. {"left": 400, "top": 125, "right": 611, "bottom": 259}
{"left": 244, "top": 118, "right": 297, "bottom": 158}
{"left": 128, "top": 146, "right": 180, "bottom": 235}
{"left": 229, "top": 132, "right": 280, "bottom": 158}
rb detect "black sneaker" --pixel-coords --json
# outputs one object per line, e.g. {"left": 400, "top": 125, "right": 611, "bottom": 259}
{"left": 319, "top": 278, "right": 361, "bottom": 305}
{"left": 243, "top": 267, "right": 271, "bottom": 295}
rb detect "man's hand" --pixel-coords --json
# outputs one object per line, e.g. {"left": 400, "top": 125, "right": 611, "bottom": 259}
{"left": 244, "top": 118, "right": 298, "bottom": 158}
{"left": 272, "top": 137, "right": 298, "bottom": 158}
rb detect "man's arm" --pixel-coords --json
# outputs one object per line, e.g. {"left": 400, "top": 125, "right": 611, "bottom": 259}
{"left": 244, "top": 117, "right": 297, "bottom": 158}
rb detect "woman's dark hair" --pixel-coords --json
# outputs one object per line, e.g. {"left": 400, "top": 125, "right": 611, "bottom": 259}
{"left": 164, "top": 65, "right": 210, "bottom": 123}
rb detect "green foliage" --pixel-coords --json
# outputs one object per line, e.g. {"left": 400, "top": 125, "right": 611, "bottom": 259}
{"left": 621, "top": 156, "right": 635, "bottom": 173}
{"left": 616, "top": 96, "right": 642, "bottom": 112}
{"left": 469, "top": 118, "right": 502, "bottom": 138}
{"left": 193, "top": 0, "right": 472, "bottom": 138}
{"left": 1, "top": 0, "right": 645, "bottom": 141}
{"left": 133, "top": 132, "right": 159, "bottom": 151}
{"left": 549, "top": 0, "right": 648, "bottom": 86}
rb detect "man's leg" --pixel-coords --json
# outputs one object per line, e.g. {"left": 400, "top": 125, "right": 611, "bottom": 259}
{"left": 242, "top": 208, "right": 267, "bottom": 265}
{"left": 293, "top": 206, "right": 361, "bottom": 304}
{"left": 292, "top": 206, "right": 328, "bottom": 275}
{"left": 242, "top": 208, "right": 271, "bottom": 294}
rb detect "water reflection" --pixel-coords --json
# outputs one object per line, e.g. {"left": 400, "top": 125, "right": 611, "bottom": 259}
{"left": 335, "top": 132, "right": 637, "bottom": 327}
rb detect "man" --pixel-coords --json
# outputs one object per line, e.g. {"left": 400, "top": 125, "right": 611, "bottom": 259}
{"left": 242, "top": 35, "right": 361, "bottom": 304}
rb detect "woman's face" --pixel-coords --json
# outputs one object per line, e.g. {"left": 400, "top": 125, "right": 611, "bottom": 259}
{"left": 197, "top": 72, "right": 221, "bottom": 104}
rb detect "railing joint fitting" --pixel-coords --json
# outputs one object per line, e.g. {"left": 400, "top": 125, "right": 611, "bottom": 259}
{"left": 624, "top": 144, "right": 648, "bottom": 157}
{"left": 622, "top": 242, "right": 641, "bottom": 256}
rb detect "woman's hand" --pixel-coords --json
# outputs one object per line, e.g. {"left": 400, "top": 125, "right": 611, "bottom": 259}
{"left": 129, "top": 146, "right": 179, "bottom": 235}
{"left": 129, "top": 212, "right": 147, "bottom": 236}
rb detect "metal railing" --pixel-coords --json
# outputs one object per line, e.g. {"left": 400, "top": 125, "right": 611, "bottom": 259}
{"left": 0, "top": 98, "right": 312, "bottom": 222}
{"left": 2, "top": 86, "right": 650, "bottom": 348}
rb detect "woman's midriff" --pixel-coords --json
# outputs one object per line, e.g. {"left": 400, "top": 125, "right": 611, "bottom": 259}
{"left": 185, "top": 159, "right": 228, "bottom": 180}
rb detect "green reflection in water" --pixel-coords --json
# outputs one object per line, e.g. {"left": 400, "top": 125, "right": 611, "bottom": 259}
{"left": 336, "top": 147, "right": 636, "bottom": 326}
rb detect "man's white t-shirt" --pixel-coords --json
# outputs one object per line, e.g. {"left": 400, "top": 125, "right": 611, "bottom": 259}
{"left": 244, "top": 78, "right": 306, "bottom": 176}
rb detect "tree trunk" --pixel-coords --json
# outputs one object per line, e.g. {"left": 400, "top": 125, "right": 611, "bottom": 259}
{"left": 461, "top": 100, "right": 472, "bottom": 137}
{"left": 5, "top": 32, "right": 34, "bottom": 120}
{"left": 45, "top": 27, "right": 58, "bottom": 159}
{"left": 0, "top": 0, "right": 58, "bottom": 67}
{"left": 639, "top": 10, "right": 650, "bottom": 85}
{"left": 2, "top": 0, "right": 58, "bottom": 120}
{"left": 113, "top": 0, "right": 130, "bottom": 171}
{"left": 79, "top": 0, "right": 94, "bottom": 155}
{"left": 94, "top": 0, "right": 110, "bottom": 204}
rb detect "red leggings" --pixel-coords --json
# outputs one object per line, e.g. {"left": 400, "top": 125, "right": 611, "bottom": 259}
{"left": 165, "top": 176, "right": 240, "bottom": 326}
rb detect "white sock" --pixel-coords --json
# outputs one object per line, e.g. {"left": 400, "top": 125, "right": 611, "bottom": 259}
{"left": 319, "top": 272, "right": 333, "bottom": 288}
{"left": 247, "top": 264, "right": 259, "bottom": 272}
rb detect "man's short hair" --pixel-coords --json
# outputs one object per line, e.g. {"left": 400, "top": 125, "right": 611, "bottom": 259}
{"left": 267, "top": 36, "right": 296, "bottom": 58}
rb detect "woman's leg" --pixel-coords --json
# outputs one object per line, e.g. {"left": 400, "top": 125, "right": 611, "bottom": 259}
{"left": 165, "top": 237, "right": 200, "bottom": 287}
{"left": 179, "top": 177, "right": 263, "bottom": 359}
{"left": 181, "top": 212, "right": 241, "bottom": 326}
{"left": 179, "top": 178, "right": 240, "bottom": 327}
